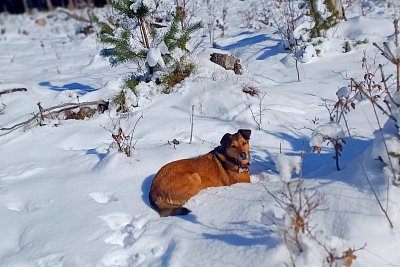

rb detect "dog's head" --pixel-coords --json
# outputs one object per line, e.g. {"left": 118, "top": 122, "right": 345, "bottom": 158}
{"left": 220, "top": 129, "right": 251, "bottom": 168}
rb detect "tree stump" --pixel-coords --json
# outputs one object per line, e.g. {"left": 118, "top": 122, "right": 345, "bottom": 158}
{"left": 210, "top": 53, "right": 242, "bottom": 75}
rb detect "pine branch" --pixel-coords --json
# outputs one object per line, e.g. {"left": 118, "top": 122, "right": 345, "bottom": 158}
{"left": 185, "top": 21, "right": 203, "bottom": 34}
{"left": 164, "top": 18, "right": 180, "bottom": 51}
{"left": 112, "top": 0, "right": 149, "bottom": 19}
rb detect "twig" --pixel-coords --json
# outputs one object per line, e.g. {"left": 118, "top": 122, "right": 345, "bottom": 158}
{"left": 342, "top": 113, "right": 394, "bottom": 228}
{"left": 128, "top": 114, "right": 144, "bottom": 151}
{"left": 308, "top": 227, "right": 367, "bottom": 267}
{"left": 373, "top": 39, "right": 400, "bottom": 91}
{"left": 247, "top": 91, "right": 267, "bottom": 130}
{"left": 395, "top": 19, "right": 399, "bottom": 48}
{"left": 189, "top": 104, "right": 194, "bottom": 144}
{"left": 37, "top": 102, "right": 45, "bottom": 126}
{"left": 361, "top": 62, "right": 399, "bottom": 199}
{"left": 369, "top": 90, "right": 398, "bottom": 205}
{"left": 379, "top": 64, "right": 399, "bottom": 107}
{"left": 0, "top": 88, "right": 27, "bottom": 95}
{"left": 58, "top": 8, "right": 91, "bottom": 23}
{"left": 351, "top": 78, "right": 397, "bottom": 122}
{"left": 283, "top": 232, "right": 296, "bottom": 267}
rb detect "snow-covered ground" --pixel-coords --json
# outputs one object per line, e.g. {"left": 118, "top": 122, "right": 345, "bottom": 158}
{"left": 1, "top": 1, "right": 400, "bottom": 266}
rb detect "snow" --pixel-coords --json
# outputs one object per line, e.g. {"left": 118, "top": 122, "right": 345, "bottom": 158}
{"left": 274, "top": 154, "right": 302, "bottom": 182}
{"left": 146, "top": 47, "right": 165, "bottom": 68}
{"left": 280, "top": 55, "right": 296, "bottom": 68}
{"left": 1, "top": 1, "right": 400, "bottom": 267}
{"left": 383, "top": 41, "right": 400, "bottom": 60}
{"left": 130, "top": 0, "right": 150, "bottom": 13}
{"left": 387, "top": 91, "right": 400, "bottom": 135}
{"left": 336, "top": 86, "right": 351, "bottom": 99}
{"left": 300, "top": 44, "right": 317, "bottom": 63}
{"left": 158, "top": 41, "right": 169, "bottom": 55}
{"left": 310, "top": 123, "right": 345, "bottom": 147}
{"left": 315, "top": 0, "right": 325, "bottom": 14}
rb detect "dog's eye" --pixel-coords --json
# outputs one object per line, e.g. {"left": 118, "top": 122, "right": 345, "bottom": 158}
{"left": 230, "top": 145, "right": 237, "bottom": 149}
{"left": 242, "top": 141, "right": 247, "bottom": 146}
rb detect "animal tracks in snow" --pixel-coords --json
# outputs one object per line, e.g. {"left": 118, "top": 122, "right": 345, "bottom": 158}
{"left": 0, "top": 167, "right": 45, "bottom": 181}
{"left": 5, "top": 202, "right": 40, "bottom": 213}
{"left": 99, "top": 213, "right": 149, "bottom": 248}
{"left": 88, "top": 191, "right": 118, "bottom": 204}
{"left": 100, "top": 213, "right": 135, "bottom": 249}
{"left": 35, "top": 253, "right": 66, "bottom": 267}
{"left": 99, "top": 212, "right": 165, "bottom": 266}
{"left": 100, "top": 213, "right": 132, "bottom": 232}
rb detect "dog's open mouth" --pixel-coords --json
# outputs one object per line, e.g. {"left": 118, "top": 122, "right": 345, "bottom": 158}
{"left": 238, "top": 162, "right": 250, "bottom": 173}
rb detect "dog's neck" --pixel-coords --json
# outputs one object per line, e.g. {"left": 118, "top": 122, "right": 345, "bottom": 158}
{"left": 211, "top": 147, "right": 250, "bottom": 173}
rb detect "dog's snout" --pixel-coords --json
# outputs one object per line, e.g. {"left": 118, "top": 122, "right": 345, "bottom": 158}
{"left": 240, "top": 152, "right": 247, "bottom": 160}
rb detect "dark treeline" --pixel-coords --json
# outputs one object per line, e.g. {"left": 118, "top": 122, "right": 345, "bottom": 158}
{"left": 0, "top": 0, "right": 109, "bottom": 14}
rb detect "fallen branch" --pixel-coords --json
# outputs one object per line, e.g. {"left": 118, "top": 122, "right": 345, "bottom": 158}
{"left": 0, "top": 100, "right": 108, "bottom": 131}
{"left": 58, "top": 8, "right": 91, "bottom": 23}
{"left": 0, "top": 88, "right": 27, "bottom": 96}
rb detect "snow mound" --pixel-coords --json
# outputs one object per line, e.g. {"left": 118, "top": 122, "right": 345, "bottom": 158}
{"left": 310, "top": 123, "right": 345, "bottom": 147}
{"left": 274, "top": 154, "right": 302, "bottom": 183}
{"left": 146, "top": 47, "right": 165, "bottom": 68}
{"left": 336, "top": 86, "right": 351, "bottom": 99}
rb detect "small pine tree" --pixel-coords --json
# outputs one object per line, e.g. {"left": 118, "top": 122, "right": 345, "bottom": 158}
{"left": 163, "top": 16, "right": 202, "bottom": 55}
{"left": 302, "top": 0, "right": 341, "bottom": 38}
{"left": 343, "top": 41, "right": 351, "bottom": 53}
{"left": 92, "top": 0, "right": 202, "bottom": 95}
{"left": 91, "top": 0, "right": 149, "bottom": 68}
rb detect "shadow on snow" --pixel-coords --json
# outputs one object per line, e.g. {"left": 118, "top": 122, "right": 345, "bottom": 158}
{"left": 216, "top": 34, "right": 268, "bottom": 50}
{"left": 86, "top": 148, "right": 108, "bottom": 161}
{"left": 141, "top": 174, "right": 155, "bottom": 208}
{"left": 202, "top": 220, "right": 278, "bottom": 247}
{"left": 251, "top": 130, "right": 381, "bottom": 188}
{"left": 213, "top": 33, "right": 284, "bottom": 61}
{"left": 39, "top": 81, "right": 98, "bottom": 95}
{"left": 256, "top": 43, "right": 284, "bottom": 60}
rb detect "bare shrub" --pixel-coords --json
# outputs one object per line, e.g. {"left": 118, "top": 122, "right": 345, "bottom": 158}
{"left": 263, "top": 178, "right": 324, "bottom": 266}
{"left": 307, "top": 229, "right": 366, "bottom": 267}
{"left": 102, "top": 114, "right": 143, "bottom": 157}
{"left": 216, "top": 2, "right": 228, "bottom": 37}
{"left": 246, "top": 90, "right": 267, "bottom": 130}
{"left": 264, "top": 176, "right": 366, "bottom": 266}
{"left": 329, "top": 22, "right": 400, "bottom": 227}
{"left": 310, "top": 99, "right": 347, "bottom": 171}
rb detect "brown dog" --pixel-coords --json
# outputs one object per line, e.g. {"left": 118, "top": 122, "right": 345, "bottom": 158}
{"left": 149, "top": 129, "right": 251, "bottom": 217}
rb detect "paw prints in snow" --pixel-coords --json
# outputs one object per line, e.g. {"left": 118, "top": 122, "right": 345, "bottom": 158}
{"left": 99, "top": 213, "right": 160, "bottom": 266}
{"left": 88, "top": 192, "right": 118, "bottom": 204}
{"left": 5, "top": 202, "right": 39, "bottom": 213}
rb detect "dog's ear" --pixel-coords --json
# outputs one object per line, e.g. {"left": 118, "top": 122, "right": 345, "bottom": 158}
{"left": 238, "top": 129, "right": 252, "bottom": 140}
{"left": 220, "top": 133, "right": 232, "bottom": 147}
